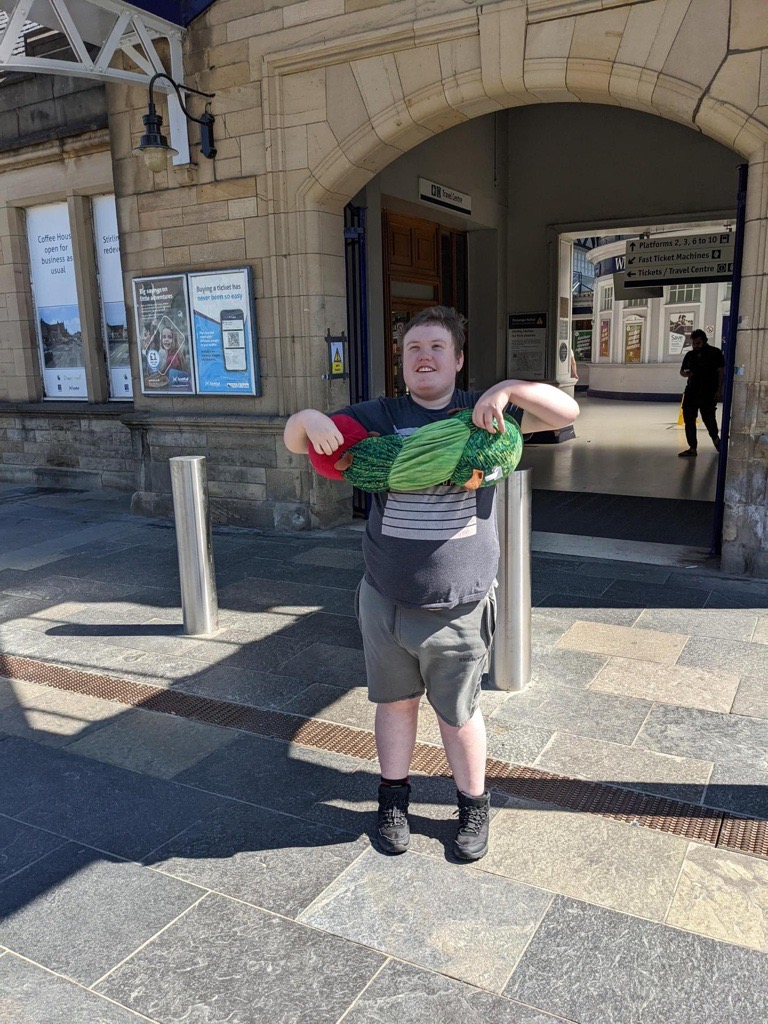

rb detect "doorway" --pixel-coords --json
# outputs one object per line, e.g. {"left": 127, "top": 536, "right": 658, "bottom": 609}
{"left": 382, "top": 210, "right": 468, "bottom": 397}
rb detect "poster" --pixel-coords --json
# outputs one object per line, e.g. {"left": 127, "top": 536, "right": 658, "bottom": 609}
{"left": 624, "top": 318, "right": 643, "bottom": 363}
{"left": 573, "top": 328, "right": 592, "bottom": 361}
{"left": 188, "top": 268, "right": 260, "bottom": 395}
{"left": 133, "top": 274, "right": 194, "bottom": 394}
{"left": 26, "top": 203, "right": 87, "bottom": 399}
{"left": 93, "top": 195, "right": 132, "bottom": 400}
{"left": 668, "top": 312, "right": 695, "bottom": 356}
{"left": 599, "top": 319, "right": 610, "bottom": 358}
{"left": 507, "top": 313, "right": 547, "bottom": 380}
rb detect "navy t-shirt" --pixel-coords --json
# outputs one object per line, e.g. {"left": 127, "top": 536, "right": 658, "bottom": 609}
{"left": 336, "top": 389, "right": 522, "bottom": 609}
{"left": 681, "top": 343, "right": 725, "bottom": 394}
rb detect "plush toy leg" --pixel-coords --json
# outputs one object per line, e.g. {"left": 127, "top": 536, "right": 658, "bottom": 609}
{"left": 462, "top": 469, "right": 485, "bottom": 490}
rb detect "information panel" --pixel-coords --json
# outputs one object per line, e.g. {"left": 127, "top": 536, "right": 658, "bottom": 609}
{"left": 26, "top": 203, "right": 87, "bottom": 399}
{"left": 93, "top": 195, "right": 132, "bottom": 400}
{"left": 133, "top": 275, "right": 194, "bottom": 395}
{"left": 188, "top": 268, "right": 260, "bottom": 395}
{"left": 507, "top": 312, "right": 547, "bottom": 380}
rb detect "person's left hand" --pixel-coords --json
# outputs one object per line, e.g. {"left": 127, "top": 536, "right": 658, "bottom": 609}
{"left": 472, "top": 385, "right": 510, "bottom": 434}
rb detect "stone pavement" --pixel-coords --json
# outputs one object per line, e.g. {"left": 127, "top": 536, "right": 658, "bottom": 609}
{"left": 0, "top": 483, "right": 766, "bottom": 1023}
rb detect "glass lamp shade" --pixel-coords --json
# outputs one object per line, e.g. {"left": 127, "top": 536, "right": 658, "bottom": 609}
{"left": 142, "top": 145, "right": 173, "bottom": 173}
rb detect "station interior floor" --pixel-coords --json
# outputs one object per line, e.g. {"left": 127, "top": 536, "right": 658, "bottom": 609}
{"left": 520, "top": 396, "right": 719, "bottom": 502}
{"left": 518, "top": 396, "right": 719, "bottom": 551}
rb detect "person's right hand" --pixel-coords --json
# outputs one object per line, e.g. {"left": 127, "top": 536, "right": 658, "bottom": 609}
{"left": 305, "top": 411, "right": 345, "bottom": 455}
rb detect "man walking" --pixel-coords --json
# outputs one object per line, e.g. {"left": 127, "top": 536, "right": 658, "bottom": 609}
{"left": 678, "top": 329, "right": 725, "bottom": 457}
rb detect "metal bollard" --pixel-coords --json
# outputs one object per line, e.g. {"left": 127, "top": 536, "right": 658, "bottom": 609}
{"left": 490, "top": 467, "right": 532, "bottom": 691}
{"left": 169, "top": 456, "right": 219, "bottom": 636}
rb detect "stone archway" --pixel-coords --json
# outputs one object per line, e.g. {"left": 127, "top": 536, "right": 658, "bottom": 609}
{"left": 259, "top": 0, "right": 768, "bottom": 572}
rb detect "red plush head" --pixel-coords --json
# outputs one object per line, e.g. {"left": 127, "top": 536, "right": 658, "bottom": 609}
{"left": 307, "top": 413, "right": 369, "bottom": 480}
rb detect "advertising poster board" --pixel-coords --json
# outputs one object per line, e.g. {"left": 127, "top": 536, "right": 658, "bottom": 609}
{"left": 624, "top": 318, "right": 643, "bottom": 363}
{"left": 668, "top": 312, "right": 695, "bottom": 356}
{"left": 93, "top": 195, "right": 132, "bottom": 400}
{"left": 133, "top": 275, "right": 194, "bottom": 394}
{"left": 573, "top": 328, "right": 592, "bottom": 361}
{"left": 188, "top": 268, "right": 260, "bottom": 395}
{"left": 507, "top": 313, "right": 547, "bottom": 380}
{"left": 599, "top": 319, "right": 611, "bottom": 358}
{"left": 26, "top": 203, "right": 87, "bottom": 399}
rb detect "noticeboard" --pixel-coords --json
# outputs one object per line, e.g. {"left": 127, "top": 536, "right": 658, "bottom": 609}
{"left": 132, "top": 267, "right": 260, "bottom": 397}
{"left": 507, "top": 312, "right": 547, "bottom": 380}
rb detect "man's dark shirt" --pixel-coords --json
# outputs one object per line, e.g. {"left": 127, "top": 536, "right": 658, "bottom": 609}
{"left": 681, "top": 343, "right": 724, "bottom": 395}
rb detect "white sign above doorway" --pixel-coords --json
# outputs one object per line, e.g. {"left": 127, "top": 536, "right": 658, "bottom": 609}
{"left": 418, "top": 178, "right": 472, "bottom": 215}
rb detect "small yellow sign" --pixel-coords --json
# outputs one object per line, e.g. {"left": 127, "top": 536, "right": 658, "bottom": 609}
{"left": 331, "top": 345, "right": 344, "bottom": 374}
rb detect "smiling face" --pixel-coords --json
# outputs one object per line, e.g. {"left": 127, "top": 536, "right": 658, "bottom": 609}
{"left": 161, "top": 328, "right": 174, "bottom": 350}
{"left": 402, "top": 323, "right": 464, "bottom": 407}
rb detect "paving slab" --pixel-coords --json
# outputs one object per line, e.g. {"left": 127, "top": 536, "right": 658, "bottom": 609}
{"left": 730, "top": 675, "right": 768, "bottom": 719}
{"left": 483, "top": 800, "right": 688, "bottom": 922}
{"left": 299, "top": 847, "right": 553, "bottom": 991}
{"left": 588, "top": 656, "right": 740, "bottom": 713}
{"left": 666, "top": 843, "right": 768, "bottom": 953}
{"left": 704, "top": 761, "right": 768, "bottom": 819}
{"left": 171, "top": 663, "right": 315, "bottom": 708}
{"left": 96, "top": 892, "right": 384, "bottom": 1024}
{"left": 65, "top": 707, "right": 238, "bottom": 779}
{"left": 0, "top": 953, "right": 149, "bottom": 1023}
{"left": 752, "top": 616, "right": 768, "bottom": 643}
{"left": 341, "top": 958, "right": 568, "bottom": 1024}
{"left": 504, "top": 896, "right": 768, "bottom": 1024}
{"left": 6, "top": 738, "right": 223, "bottom": 861}
{"left": 677, "top": 635, "right": 768, "bottom": 676}
{"left": 0, "top": 685, "right": 127, "bottom": 749}
{"left": 533, "top": 597, "right": 642, "bottom": 627}
{"left": 146, "top": 800, "right": 368, "bottom": 918}
{"left": 0, "top": 842, "right": 200, "bottom": 986}
{"left": 634, "top": 607, "right": 758, "bottom": 642}
{"left": 556, "top": 621, "right": 687, "bottom": 664}
{"left": 635, "top": 704, "right": 768, "bottom": 769}
{"left": 291, "top": 545, "right": 366, "bottom": 569}
{"left": 0, "top": 816, "right": 66, "bottom": 883}
{"left": 485, "top": 716, "right": 555, "bottom": 768}
{"left": 534, "top": 731, "right": 712, "bottom": 804}
{"left": 217, "top": 575, "right": 355, "bottom": 617}
{"left": 601, "top": 579, "right": 711, "bottom": 609}
{"left": 173, "top": 732, "right": 378, "bottom": 838}
{"left": 530, "top": 647, "right": 608, "bottom": 689}
{"left": 490, "top": 682, "right": 652, "bottom": 746}
{"left": 276, "top": 641, "right": 368, "bottom": 688}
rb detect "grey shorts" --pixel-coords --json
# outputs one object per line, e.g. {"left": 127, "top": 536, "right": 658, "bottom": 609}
{"left": 355, "top": 577, "right": 497, "bottom": 728}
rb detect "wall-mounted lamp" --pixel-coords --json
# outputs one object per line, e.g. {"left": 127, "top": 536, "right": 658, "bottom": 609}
{"left": 133, "top": 72, "right": 216, "bottom": 172}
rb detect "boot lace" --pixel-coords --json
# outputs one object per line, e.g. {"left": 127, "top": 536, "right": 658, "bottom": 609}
{"left": 379, "top": 789, "right": 408, "bottom": 828}
{"left": 456, "top": 804, "right": 486, "bottom": 835}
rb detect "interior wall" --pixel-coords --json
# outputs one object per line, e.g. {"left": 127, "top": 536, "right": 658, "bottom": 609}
{"left": 506, "top": 104, "right": 741, "bottom": 320}
{"left": 354, "top": 113, "right": 509, "bottom": 396}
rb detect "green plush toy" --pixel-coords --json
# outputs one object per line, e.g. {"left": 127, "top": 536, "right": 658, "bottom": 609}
{"left": 326, "top": 409, "right": 523, "bottom": 493}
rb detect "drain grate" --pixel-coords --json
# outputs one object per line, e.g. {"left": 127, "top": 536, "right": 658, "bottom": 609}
{"left": 1, "top": 652, "right": 765, "bottom": 860}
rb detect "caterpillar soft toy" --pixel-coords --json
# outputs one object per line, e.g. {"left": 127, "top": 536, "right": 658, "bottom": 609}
{"left": 308, "top": 408, "right": 523, "bottom": 493}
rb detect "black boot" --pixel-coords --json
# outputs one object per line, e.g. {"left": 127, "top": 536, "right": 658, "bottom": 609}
{"left": 454, "top": 790, "right": 490, "bottom": 861}
{"left": 377, "top": 783, "right": 411, "bottom": 855}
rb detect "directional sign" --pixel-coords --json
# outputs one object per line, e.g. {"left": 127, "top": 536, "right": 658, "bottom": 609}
{"left": 621, "top": 232, "right": 734, "bottom": 287}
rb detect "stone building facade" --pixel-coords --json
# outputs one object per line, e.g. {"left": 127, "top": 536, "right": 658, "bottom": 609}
{"left": 1, "top": 0, "right": 768, "bottom": 573}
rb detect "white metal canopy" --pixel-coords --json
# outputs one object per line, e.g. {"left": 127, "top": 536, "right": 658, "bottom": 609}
{"left": 0, "top": 0, "right": 191, "bottom": 162}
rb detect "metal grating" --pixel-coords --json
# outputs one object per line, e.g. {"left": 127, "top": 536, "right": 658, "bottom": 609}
{"left": 1, "top": 653, "right": 765, "bottom": 860}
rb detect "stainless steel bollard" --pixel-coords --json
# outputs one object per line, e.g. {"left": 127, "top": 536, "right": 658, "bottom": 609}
{"left": 169, "top": 456, "right": 219, "bottom": 636}
{"left": 490, "top": 467, "right": 532, "bottom": 691}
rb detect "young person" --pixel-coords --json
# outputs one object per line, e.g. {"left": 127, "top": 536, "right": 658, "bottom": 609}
{"left": 284, "top": 306, "right": 578, "bottom": 861}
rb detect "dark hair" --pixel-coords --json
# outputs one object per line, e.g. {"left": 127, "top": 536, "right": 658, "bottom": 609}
{"left": 402, "top": 305, "right": 466, "bottom": 356}
{"left": 690, "top": 329, "right": 707, "bottom": 342}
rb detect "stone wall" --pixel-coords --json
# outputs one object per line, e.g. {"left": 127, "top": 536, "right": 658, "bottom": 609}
{"left": 0, "top": 406, "right": 134, "bottom": 490}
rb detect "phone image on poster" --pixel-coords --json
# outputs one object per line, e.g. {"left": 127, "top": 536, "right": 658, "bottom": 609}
{"left": 220, "top": 308, "right": 247, "bottom": 372}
